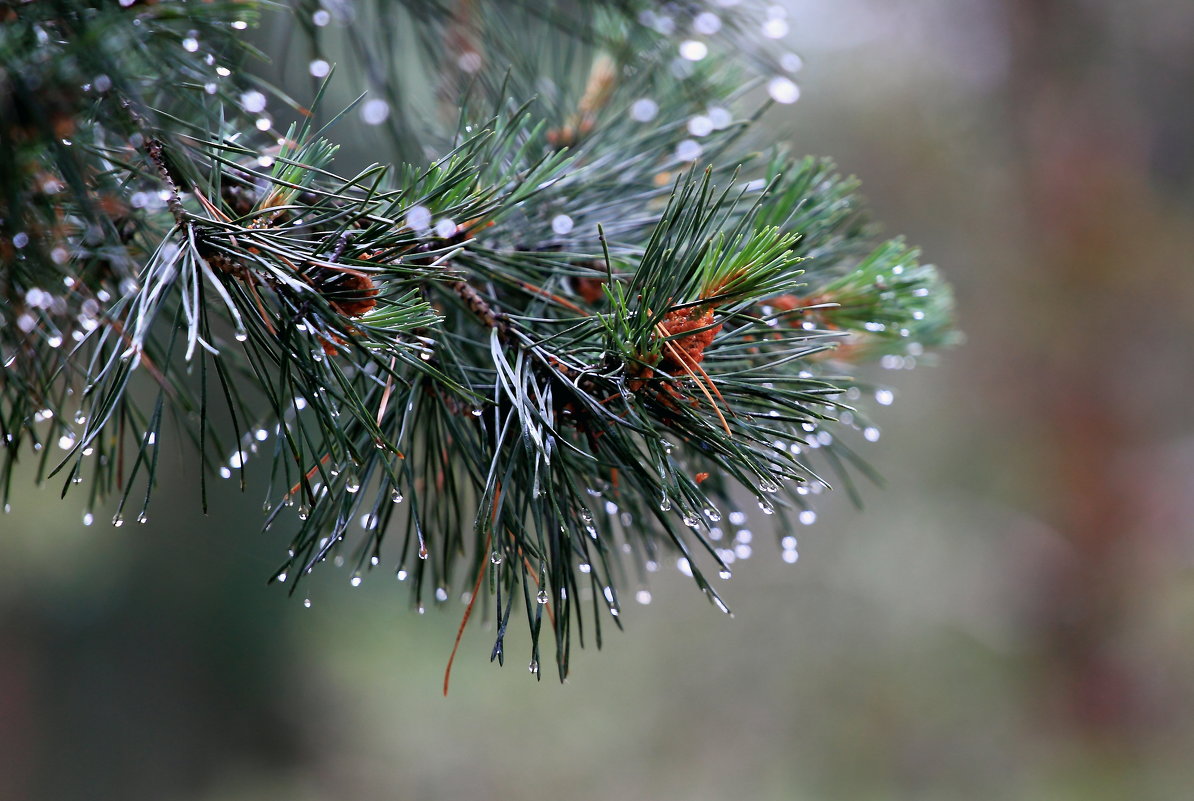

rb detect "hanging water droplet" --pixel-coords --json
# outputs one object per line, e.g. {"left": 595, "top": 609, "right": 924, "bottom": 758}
{"left": 659, "top": 438, "right": 674, "bottom": 454}
{"left": 470, "top": 407, "right": 483, "bottom": 417}
{"left": 759, "top": 476, "right": 780, "bottom": 493}
{"left": 782, "top": 549, "right": 800, "bottom": 564}
{"left": 579, "top": 508, "right": 593, "bottom": 524}
{"left": 704, "top": 507, "right": 721, "bottom": 522}
{"left": 391, "top": 488, "right": 404, "bottom": 503}
{"left": 297, "top": 504, "right": 310, "bottom": 520}
{"left": 758, "top": 499, "right": 774, "bottom": 515}
{"left": 536, "top": 589, "right": 549, "bottom": 604}
{"left": 344, "top": 472, "right": 360, "bottom": 493}
{"left": 578, "top": 562, "right": 591, "bottom": 574}
{"left": 435, "top": 587, "right": 449, "bottom": 602}
{"left": 712, "top": 596, "right": 730, "bottom": 614}
{"left": 682, "top": 510, "right": 701, "bottom": 528}
{"left": 397, "top": 569, "right": 408, "bottom": 581}
{"left": 82, "top": 512, "right": 93, "bottom": 526}
{"left": 635, "top": 589, "right": 652, "bottom": 605}
{"left": 799, "top": 509, "right": 817, "bottom": 525}
{"left": 350, "top": 575, "right": 362, "bottom": 587}
{"left": 276, "top": 572, "right": 287, "bottom": 583}
{"left": 370, "top": 555, "right": 380, "bottom": 566}
{"left": 659, "top": 494, "right": 672, "bottom": 512}
{"left": 528, "top": 659, "right": 539, "bottom": 674}
{"left": 234, "top": 328, "right": 248, "bottom": 342}
{"left": 303, "top": 598, "right": 312, "bottom": 607}
{"left": 418, "top": 545, "right": 429, "bottom": 560}
{"left": 490, "top": 550, "right": 504, "bottom": 565}
{"left": 112, "top": 514, "right": 123, "bottom": 527}
{"left": 136, "top": 513, "right": 148, "bottom": 524}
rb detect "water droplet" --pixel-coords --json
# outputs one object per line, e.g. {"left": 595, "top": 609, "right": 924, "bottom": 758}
{"left": 675, "top": 139, "right": 702, "bottom": 162}
{"left": 297, "top": 504, "right": 310, "bottom": 520}
{"left": 659, "top": 494, "right": 672, "bottom": 512}
{"left": 693, "top": 11, "right": 722, "bottom": 35}
{"left": 360, "top": 98, "right": 390, "bottom": 125}
{"left": 799, "top": 510, "right": 817, "bottom": 525}
{"left": 434, "top": 218, "right": 458, "bottom": 238}
{"left": 767, "top": 76, "right": 800, "bottom": 104}
{"left": 551, "top": 214, "right": 574, "bottom": 235}
{"left": 863, "top": 426, "right": 881, "bottom": 442}
{"left": 687, "top": 114, "right": 714, "bottom": 137}
{"left": 182, "top": 37, "right": 199, "bottom": 53}
{"left": 435, "top": 587, "right": 449, "bottom": 602}
{"left": 578, "top": 562, "right": 591, "bottom": 574}
{"left": 303, "top": 598, "right": 312, "bottom": 607}
{"left": 136, "top": 513, "right": 148, "bottom": 524}
{"left": 536, "top": 589, "right": 549, "bottom": 604}
{"left": 782, "top": 549, "right": 800, "bottom": 564}
{"left": 82, "top": 512, "right": 93, "bottom": 526}
{"left": 875, "top": 389, "right": 894, "bottom": 406}
{"left": 646, "top": 560, "right": 659, "bottom": 573}
{"left": 350, "top": 575, "right": 362, "bottom": 587}
{"left": 418, "top": 546, "right": 429, "bottom": 560}
{"left": 704, "top": 507, "right": 721, "bottom": 522}
{"left": 679, "top": 40, "right": 708, "bottom": 61}
{"left": 112, "top": 514, "right": 123, "bottom": 527}
{"left": 234, "top": 328, "right": 248, "bottom": 342}
{"left": 718, "top": 568, "right": 732, "bottom": 580}
{"left": 391, "top": 488, "right": 404, "bottom": 503}
{"left": 344, "top": 472, "right": 360, "bottom": 493}
{"left": 370, "top": 555, "right": 380, "bottom": 566}
{"left": 712, "top": 596, "right": 731, "bottom": 614}
{"left": 276, "top": 571, "right": 287, "bottom": 583}
{"left": 308, "top": 59, "right": 330, "bottom": 78}
{"left": 219, "top": 466, "right": 232, "bottom": 479}
{"left": 758, "top": 499, "right": 775, "bottom": 515}
{"left": 239, "top": 90, "right": 267, "bottom": 113}
{"left": 405, "top": 205, "right": 432, "bottom": 233}
{"left": 682, "top": 511, "right": 701, "bottom": 528}
{"left": 635, "top": 589, "right": 652, "bottom": 605}
{"left": 312, "top": 9, "right": 330, "bottom": 26}
{"left": 579, "top": 508, "right": 593, "bottom": 524}
{"left": 528, "top": 659, "right": 539, "bottom": 674}
{"left": 490, "top": 550, "right": 503, "bottom": 565}
{"left": 759, "top": 476, "right": 780, "bottom": 493}
{"left": 677, "top": 558, "right": 693, "bottom": 577}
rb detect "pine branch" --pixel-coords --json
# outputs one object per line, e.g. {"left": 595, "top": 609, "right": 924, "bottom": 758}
{"left": 1, "top": 0, "right": 957, "bottom": 683}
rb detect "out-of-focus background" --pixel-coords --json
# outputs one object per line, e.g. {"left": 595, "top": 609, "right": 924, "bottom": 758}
{"left": 4, "top": 1, "right": 1194, "bottom": 799}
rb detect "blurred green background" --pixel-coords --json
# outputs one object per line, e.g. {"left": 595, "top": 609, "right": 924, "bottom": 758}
{"left": 4, "top": 1, "right": 1194, "bottom": 799}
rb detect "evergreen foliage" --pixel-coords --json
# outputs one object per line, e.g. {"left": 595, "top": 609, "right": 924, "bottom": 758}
{"left": 0, "top": 0, "right": 956, "bottom": 683}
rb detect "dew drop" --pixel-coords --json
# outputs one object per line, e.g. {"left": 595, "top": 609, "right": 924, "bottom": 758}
{"left": 82, "top": 512, "right": 93, "bottom": 526}
{"left": 435, "top": 587, "right": 449, "bottom": 602}
{"left": 536, "top": 589, "right": 549, "bottom": 604}
{"left": 704, "top": 507, "right": 721, "bottom": 522}
{"left": 635, "top": 589, "right": 652, "bottom": 605}
{"left": 303, "top": 598, "right": 312, "bottom": 607}
{"left": 682, "top": 511, "right": 701, "bottom": 528}
{"left": 490, "top": 550, "right": 504, "bottom": 565}
{"left": 350, "top": 575, "right": 362, "bottom": 587}
{"left": 863, "top": 426, "right": 881, "bottom": 442}
{"left": 136, "top": 513, "right": 148, "bottom": 524}
{"left": 782, "top": 549, "right": 800, "bottom": 564}
{"left": 528, "top": 659, "right": 539, "bottom": 674}
{"left": 308, "top": 59, "right": 330, "bottom": 78}
{"left": 758, "top": 499, "right": 775, "bottom": 515}
{"left": 767, "top": 76, "right": 800, "bottom": 104}
{"left": 360, "top": 98, "right": 390, "bottom": 125}
{"left": 391, "top": 488, "right": 404, "bottom": 503}
{"left": 112, "top": 514, "right": 123, "bottom": 527}
{"left": 799, "top": 509, "right": 817, "bottom": 525}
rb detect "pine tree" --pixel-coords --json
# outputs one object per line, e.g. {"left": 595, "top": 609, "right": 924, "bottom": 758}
{"left": 0, "top": 0, "right": 956, "bottom": 685}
